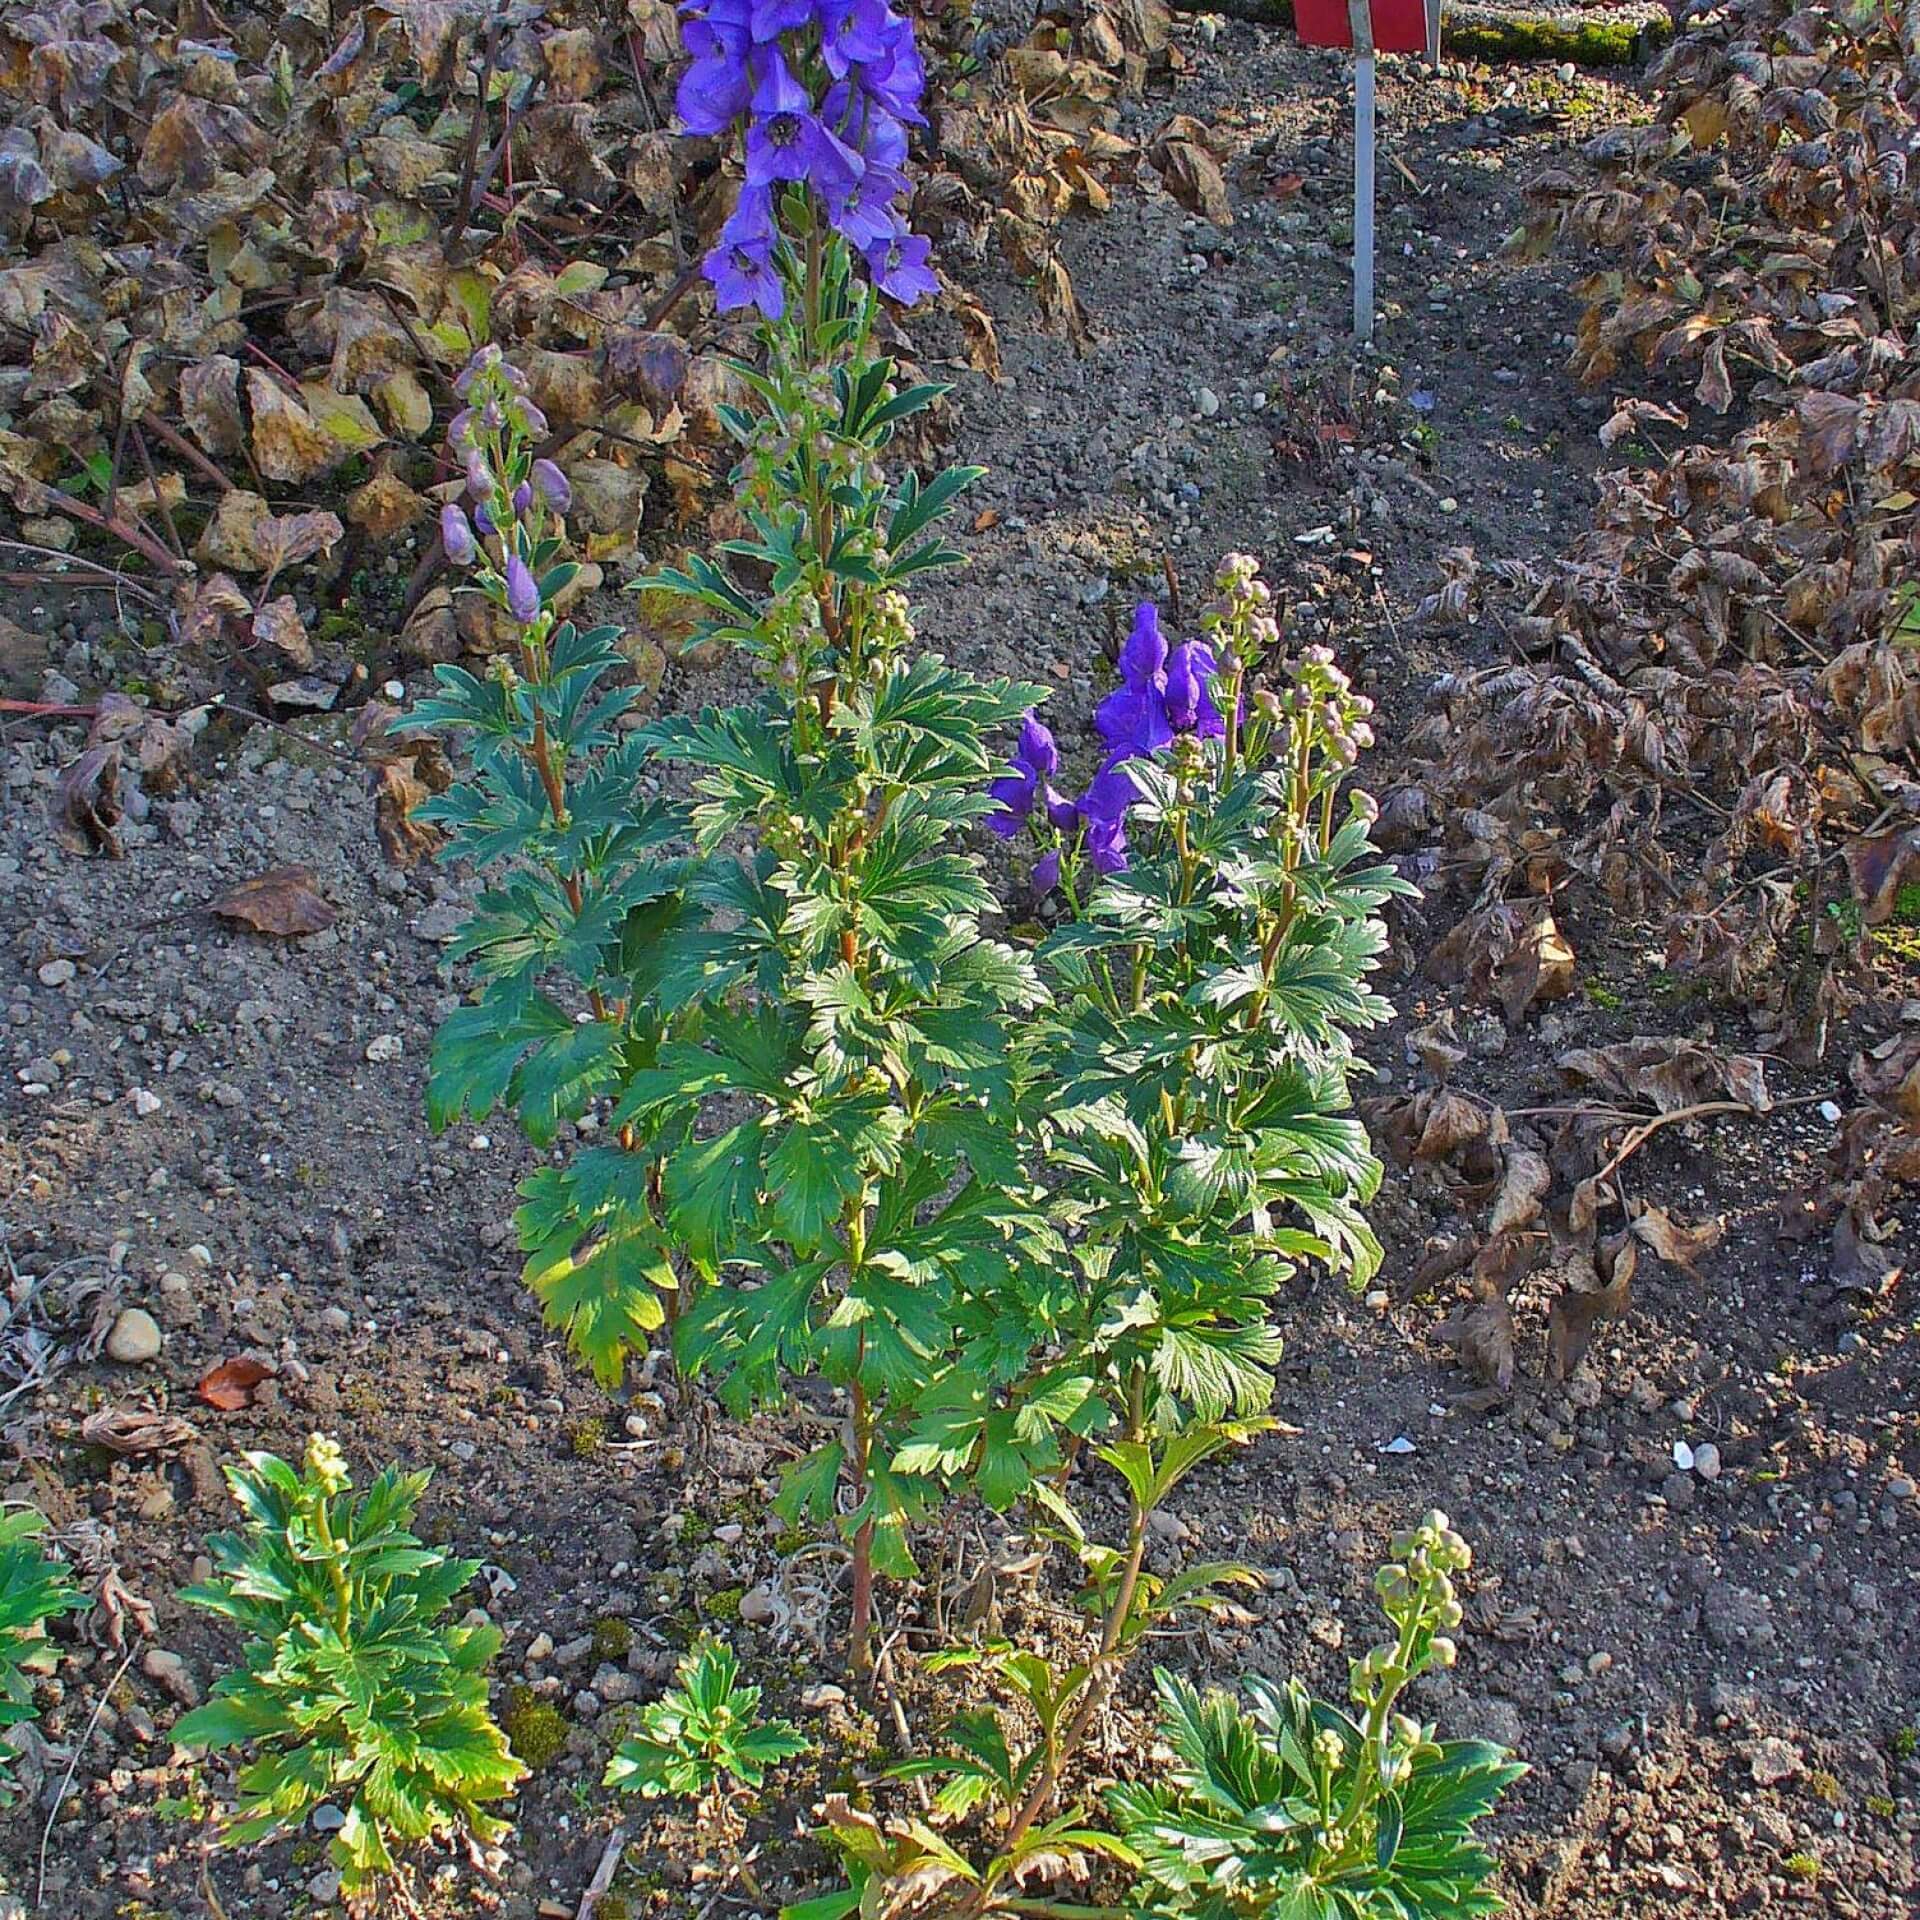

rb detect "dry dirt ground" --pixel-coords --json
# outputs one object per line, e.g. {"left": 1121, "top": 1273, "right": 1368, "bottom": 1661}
{"left": 1, "top": 20, "right": 1916, "bottom": 1920}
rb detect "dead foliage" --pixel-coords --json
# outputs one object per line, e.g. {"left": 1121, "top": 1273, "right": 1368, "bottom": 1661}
{"left": 1392, "top": 0, "right": 1920, "bottom": 1062}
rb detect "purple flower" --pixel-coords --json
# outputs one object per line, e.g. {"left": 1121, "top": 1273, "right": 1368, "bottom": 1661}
{"left": 820, "top": 0, "right": 894, "bottom": 75}
{"left": 823, "top": 81, "right": 909, "bottom": 171}
{"left": 531, "top": 458, "right": 571, "bottom": 512}
{"left": 824, "top": 164, "right": 908, "bottom": 249}
{"left": 987, "top": 711, "right": 1069, "bottom": 837}
{"left": 465, "top": 452, "right": 494, "bottom": 501}
{"left": 475, "top": 499, "right": 498, "bottom": 536}
{"left": 513, "top": 481, "right": 533, "bottom": 514}
{"left": 440, "top": 503, "right": 475, "bottom": 566}
{"left": 864, "top": 228, "right": 938, "bottom": 304}
{"left": 749, "top": 0, "right": 813, "bottom": 40}
{"left": 705, "top": 233, "right": 785, "bottom": 318}
{"left": 505, "top": 553, "right": 541, "bottom": 625}
{"left": 858, "top": 27, "right": 927, "bottom": 124}
{"left": 1078, "top": 762, "right": 1138, "bottom": 874}
{"left": 1033, "top": 848, "right": 1061, "bottom": 892}
{"left": 1096, "top": 603, "right": 1174, "bottom": 762}
{"left": 1164, "top": 640, "right": 1225, "bottom": 739}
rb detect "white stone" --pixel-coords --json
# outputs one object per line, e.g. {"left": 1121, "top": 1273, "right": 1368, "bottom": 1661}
{"left": 1693, "top": 1442, "right": 1722, "bottom": 1481}
{"left": 105, "top": 1308, "right": 162, "bottom": 1364}
{"left": 36, "top": 959, "right": 75, "bottom": 988}
{"left": 129, "top": 1088, "right": 162, "bottom": 1117}
{"left": 364, "top": 1034, "right": 403, "bottom": 1063}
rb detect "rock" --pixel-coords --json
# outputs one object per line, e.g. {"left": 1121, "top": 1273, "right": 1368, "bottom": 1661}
{"left": 105, "top": 1309, "right": 162, "bottom": 1365}
{"left": 737, "top": 1584, "right": 781, "bottom": 1625}
{"left": 36, "top": 959, "right": 75, "bottom": 988}
{"left": 525, "top": 1632, "right": 555, "bottom": 1664}
{"left": 307, "top": 1869, "right": 343, "bottom": 1905}
{"left": 311, "top": 1805, "right": 347, "bottom": 1833}
{"left": 1887, "top": 1476, "right": 1916, "bottom": 1501}
{"left": 129, "top": 1088, "right": 161, "bottom": 1117}
{"left": 364, "top": 1034, "right": 403, "bottom": 1063}
{"left": 1692, "top": 1442, "right": 1722, "bottom": 1481}
{"left": 1196, "top": 386, "right": 1220, "bottom": 418}
{"left": 1703, "top": 1583, "right": 1775, "bottom": 1650}
{"left": 319, "top": 1306, "right": 352, "bottom": 1334}
{"left": 1748, "top": 1737, "right": 1801, "bottom": 1787}
{"left": 800, "top": 1683, "right": 847, "bottom": 1712}
{"left": 141, "top": 1647, "right": 199, "bottom": 1707}
{"left": 553, "top": 1634, "right": 595, "bottom": 1669}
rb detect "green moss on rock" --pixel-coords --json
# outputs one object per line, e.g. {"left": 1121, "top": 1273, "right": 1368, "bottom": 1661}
{"left": 502, "top": 1686, "right": 569, "bottom": 1769}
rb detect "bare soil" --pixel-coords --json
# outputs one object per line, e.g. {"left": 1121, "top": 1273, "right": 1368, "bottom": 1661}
{"left": 1, "top": 22, "right": 1915, "bottom": 1920}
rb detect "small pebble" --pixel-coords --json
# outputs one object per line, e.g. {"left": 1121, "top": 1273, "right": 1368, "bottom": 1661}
{"left": 129, "top": 1088, "right": 162, "bottom": 1117}
{"left": 36, "top": 959, "right": 75, "bottom": 988}
{"left": 365, "top": 1034, "right": 404, "bottom": 1063}
{"left": 105, "top": 1308, "right": 163, "bottom": 1365}
{"left": 1693, "top": 1442, "right": 1721, "bottom": 1481}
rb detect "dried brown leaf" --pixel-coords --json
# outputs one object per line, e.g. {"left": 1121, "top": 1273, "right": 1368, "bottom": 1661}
{"left": 207, "top": 866, "right": 337, "bottom": 938}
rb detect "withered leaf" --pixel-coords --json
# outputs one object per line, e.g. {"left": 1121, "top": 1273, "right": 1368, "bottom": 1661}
{"left": 1413, "top": 1089, "right": 1489, "bottom": 1161}
{"left": 207, "top": 866, "right": 337, "bottom": 938}
{"left": 1546, "top": 1249, "right": 1632, "bottom": 1382}
{"left": 196, "top": 1355, "right": 274, "bottom": 1411}
{"left": 80, "top": 1408, "right": 198, "bottom": 1454}
{"left": 1630, "top": 1202, "right": 1725, "bottom": 1273}
{"left": 1155, "top": 138, "right": 1232, "bottom": 227}
{"left": 1489, "top": 1147, "right": 1552, "bottom": 1236}
{"left": 251, "top": 596, "right": 312, "bottom": 667}
{"left": 1831, "top": 1205, "right": 1901, "bottom": 1298}
{"left": 50, "top": 740, "right": 122, "bottom": 856}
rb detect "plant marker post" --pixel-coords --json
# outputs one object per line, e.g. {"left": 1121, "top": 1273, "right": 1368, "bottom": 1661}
{"left": 1296, "top": 0, "right": 1431, "bottom": 343}
{"left": 1350, "top": 0, "right": 1376, "bottom": 342}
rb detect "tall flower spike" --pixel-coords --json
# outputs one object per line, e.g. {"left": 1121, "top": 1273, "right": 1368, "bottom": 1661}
{"left": 1095, "top": 603, "right": 1174, "bottom": 763}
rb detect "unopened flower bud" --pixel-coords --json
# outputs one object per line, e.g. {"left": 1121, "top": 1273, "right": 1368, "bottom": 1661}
{"left": 440, "top": 502, "right": 476, "bottom": 565}
{"left": 513, "top": 481, "right": 533, "bottom": 515}
{"left": 505, "top": 553, "right": 540, "bottom": 625}
{"left": 532, "top": 458, "right": 571, "bottom": 513}
{"left": 1429, "top": 1636, "right": 1457, "bottom": 1668}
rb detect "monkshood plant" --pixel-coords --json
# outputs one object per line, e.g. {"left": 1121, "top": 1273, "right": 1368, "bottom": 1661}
{"left": 418, "top": 0, "right": 1055, "bottom": 1685}
{"left": 0, "top": 1507, "right": 83, "bottom": 1807}
{"left": 802, "top": 1517, "right": 1523, "bottom": 1920}
{"left": 175, "top": 1437, "right": 523, "bottom": 1904}
{"left": 788, "top": 556, "right": 1414, "bottom": 1910}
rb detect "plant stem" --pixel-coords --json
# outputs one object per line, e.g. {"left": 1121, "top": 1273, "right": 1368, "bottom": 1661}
{"left": 848, "top": 1373, "right": 875, "bottom": 1687}
{"left": 954, "top": 1371, "right": 1151, "bottom": 1916}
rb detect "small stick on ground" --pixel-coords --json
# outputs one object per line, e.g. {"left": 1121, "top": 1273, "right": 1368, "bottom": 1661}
{"left": 37, "top": 1644, "right": 138, "bottom": 1909}
{"left": 576, "top": 1825, "right": 628, "bottom": 1920}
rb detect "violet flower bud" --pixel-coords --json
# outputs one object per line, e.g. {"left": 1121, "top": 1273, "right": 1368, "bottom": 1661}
{"left": 513, "top": 482, "right": 533, "bottom": 515}
{"left": 439, "top": 502, "right": 476, "bottom": 566}
{"left": 505, "top": 554, "right": 540, "bottom": 625}
{"left": 475, "top": 500, "right": 498, "bottom": 536}
{"left": 531, "top": 458, "right": 571, "bottom": 513}
{"left": 465, "top": 453, "right": 493, "bottom": 500}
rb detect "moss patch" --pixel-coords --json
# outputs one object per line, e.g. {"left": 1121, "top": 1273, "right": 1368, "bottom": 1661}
{"left": 502, "top": 1686, "right": 569, "bottom": 1769}
{"left": 592, "top": 1615, "right": 634, "bottom": 1662}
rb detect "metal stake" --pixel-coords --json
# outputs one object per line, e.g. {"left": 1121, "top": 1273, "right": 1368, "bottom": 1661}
{"left": 1348, "top": 0, "right": 1376, "bottom": 343}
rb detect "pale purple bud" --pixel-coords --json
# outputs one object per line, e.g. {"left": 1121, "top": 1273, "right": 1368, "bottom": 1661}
{"left": 465, "top": 452, "right": 493, "bottom": 500}
{"left": 531, "top": 458, "right": 571, "bottom": 513}
{"left": 513, "top": 482, "right": 533, "bottom": 515}
{"left": 439, "top": 502, "right": 475, "bottom": 566}
{"left": 505, "top": 554, "right": 540, "bottom": 625}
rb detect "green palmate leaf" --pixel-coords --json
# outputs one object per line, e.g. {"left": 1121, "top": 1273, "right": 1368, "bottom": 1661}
{"left": 0, "top": 1509, "right": 85, "bottom": 1806}
{"left": 520, "top": 1214, "right": 675, "bottom": 1388}
{"left": 176, "top": 1438, "right": 522, "bottom": 1900}
{"left": 606, "top": 1637, "right": 807, "bottom": 1803}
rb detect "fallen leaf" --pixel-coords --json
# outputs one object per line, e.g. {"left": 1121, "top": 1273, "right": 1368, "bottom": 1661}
{"left": 196, "top": 1356, "right": 275, "bottom": 1411}
{"left": 251, "top": 596, "right": 312, "bottom": 667}
{"left": 207, "top": 867, "right": 337, "bottom": 937}
{"left": 1489, "top": 1147, "right": 1552, "bottom": 1236}
{"left": 1547, "top": 1244, "right": 1633, "bottom": 1381}
{"left": 1630, "top": 1202, "right": 1725, "bottom": 1274}
{"left": 80, "top": 1408, "right": 198, "bottom": 1454}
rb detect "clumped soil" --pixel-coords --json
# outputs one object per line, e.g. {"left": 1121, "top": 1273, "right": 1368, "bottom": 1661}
{"left": 2, "top": 23, "right": 1916, "bottom": 1920}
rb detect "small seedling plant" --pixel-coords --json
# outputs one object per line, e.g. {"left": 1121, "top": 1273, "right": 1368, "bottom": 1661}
{"left": 174, "top": 1435, "right": 523, "bottom": 1903}
{"left": 606, "top": 1634, "right": 806, "bottom": 1833}
{"left": 0, "top": 1506, "right": 84, "bottom": 1805}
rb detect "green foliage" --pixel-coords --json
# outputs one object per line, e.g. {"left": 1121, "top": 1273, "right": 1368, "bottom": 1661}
{"left": 174, "top": 1436, "right": 524, "bottom": 1900}
{"left": 0, "top": 1508, "right": 84, "bottom": 1806}
{"left": 811, "top": 1519, "right": 1521, "bottom": 1920}
{"left": 605, "top": 1636, "right": 806, "bottom": 1805}
{"left": 1110, "top": 1519, "right": 1522, "bottom": 1918}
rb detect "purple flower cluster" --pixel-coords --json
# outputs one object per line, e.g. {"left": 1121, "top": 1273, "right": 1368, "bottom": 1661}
{"left": 439, "top": 346, "right": 569, "bottom": 630}
{"left": 992, "top": 601, "right": 1229, "bottom": 881}
{"left": 677, "top": 0, "right": 938, "bottom": 317}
